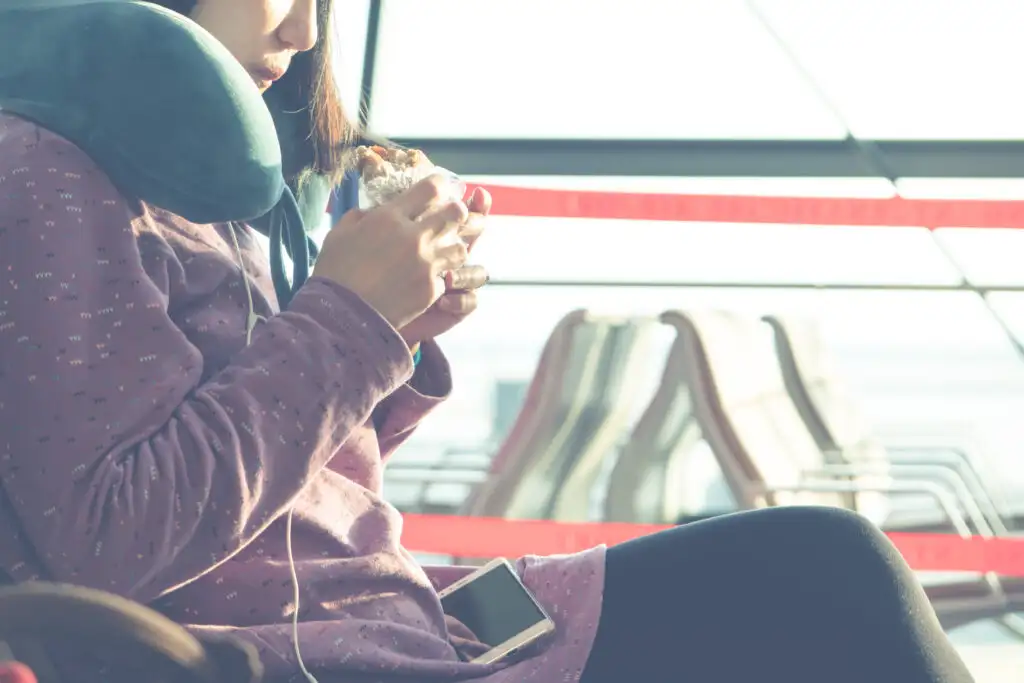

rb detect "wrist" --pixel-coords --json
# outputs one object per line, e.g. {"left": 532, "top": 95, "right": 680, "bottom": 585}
{"left": 405, "top": 340, "right": 452, "bottom": 399}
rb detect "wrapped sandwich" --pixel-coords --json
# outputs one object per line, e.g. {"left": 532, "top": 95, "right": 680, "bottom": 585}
{"left": 355, "top": 145, "right": 466, "bottom": 209}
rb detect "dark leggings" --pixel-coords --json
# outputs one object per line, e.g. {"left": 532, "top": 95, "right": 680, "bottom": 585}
{"left": 579, "top": 506, "right": 975, "bottom": 683}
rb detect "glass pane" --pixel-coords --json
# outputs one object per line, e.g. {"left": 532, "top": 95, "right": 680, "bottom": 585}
{"left": 760, "top": 0, "right": 1024, "bottom": 139}
{"left": 463, "top": 176, "right": 955, "bottom": 286}
{"left": 368, "top": 0, "right": 845, "bottom": 139}
{"left": 308, "top": 172, "right": 1024, "bottom": 509}
{"left": 470, "top": 175, "right": 895, "bottom": 197}
{"left": 982, "top": 293, "right": 1024, "bottom": 350}
{"left": 396, "top": 287, "right": 1024, "bottom": 507}
{"left": 898, "top": 178, "right": 1024, "bottom": 201}
{"left": 895, "top": 179, "right": 1024, "bottom": 286}
{"left": 332, "top": 0, "right": 371, "bottom": 118}
{"left": 472, "top": 216, "right": 960, "bottom": 285}
{"left": 930, "top": 229, "right": 1024, "bottom": 287}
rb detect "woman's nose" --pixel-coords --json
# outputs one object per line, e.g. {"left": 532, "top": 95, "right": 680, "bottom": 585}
{"left": 278, "top": 0, "right": 318, "bottom": 52}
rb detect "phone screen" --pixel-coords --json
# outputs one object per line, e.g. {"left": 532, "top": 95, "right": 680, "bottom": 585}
{"left": 440, "top": 563, "right": 548, "bottom": 651}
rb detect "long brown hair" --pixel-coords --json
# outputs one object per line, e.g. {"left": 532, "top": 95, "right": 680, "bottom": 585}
{"left": 148, "top": 0, "right": 354, "bottom": 180}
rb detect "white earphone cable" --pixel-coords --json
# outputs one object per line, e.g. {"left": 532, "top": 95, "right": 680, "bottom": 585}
{"left": 229, "top": 224, "right": 318, "bottom": 683}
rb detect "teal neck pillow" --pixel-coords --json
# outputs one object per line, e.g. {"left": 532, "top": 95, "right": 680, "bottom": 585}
{"left": 0, "top": 0, "right": 319, "bottom": 307}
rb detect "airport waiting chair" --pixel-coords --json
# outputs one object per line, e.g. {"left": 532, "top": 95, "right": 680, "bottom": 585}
{"left": 384, "top": 310, "right": 606, "bottom": 516}
{"left": 764, "top": 314, "right": 1024, "bottom": 633}
{"left": 663, "top": 309, "right": 1018, "bottom": 631}
{"left": 546, "top": 318, "right": 659, "bottom": 521}
{"left": 603, "top": 314, "right": 707, "bottom": 524}
{"left": 764, "top": 314, "right": 1013, "bottom": 535}
{"left": 475, "top": 316, "right": 655, "bottom": 521}
{"left": 463, "top": 311, "right": 618, "bottom": 519}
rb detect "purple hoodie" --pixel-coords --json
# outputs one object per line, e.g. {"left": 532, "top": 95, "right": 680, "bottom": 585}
{"left": 0, "top": 115, "right": 604, "bottom": 682}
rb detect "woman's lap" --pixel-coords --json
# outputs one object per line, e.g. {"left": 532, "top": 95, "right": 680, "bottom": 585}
{"left": 483, "top": 548, "right": 606, "bottom": 683}
{"left": 577, "top": 506, "right": 974, "bottom": 683}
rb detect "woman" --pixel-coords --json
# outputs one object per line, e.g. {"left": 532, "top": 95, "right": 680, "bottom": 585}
{"left": 0, "top": 1, "right": 978, "bottom": 682}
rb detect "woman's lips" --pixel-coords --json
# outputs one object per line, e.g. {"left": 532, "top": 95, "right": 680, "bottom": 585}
{"left": 250, "top": 65, "right": 287, "bottom": 88}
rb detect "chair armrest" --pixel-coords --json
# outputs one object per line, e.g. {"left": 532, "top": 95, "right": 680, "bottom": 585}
{"left": 805, "top": 464, "right": 998, "bottom": 537}
{"left": 387, "top": 449, "right": 493, "bottom": 473}
{"left": 884, "top": 448, "right": 1010, "bottom": 534}
{"left": 383, "top": 469, "right": 488, "bottom": 485}
{"left": 771, "top": 477, "right": 1009, "bottom": 599}
{"left": 766, "top": 478, "right": 972, "bottom": 537}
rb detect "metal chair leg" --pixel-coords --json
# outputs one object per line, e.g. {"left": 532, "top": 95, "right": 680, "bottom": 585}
{"left": 996, "top": 614, "right": 1024, "bottom": 641}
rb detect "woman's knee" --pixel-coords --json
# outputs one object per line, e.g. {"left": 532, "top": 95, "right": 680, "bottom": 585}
{"left": 611, "top": 505, "right": 903, "bottom": 585}
{"left": 753, "top": 505, "right": 883, "bottom": 541}
{"left": 748, "top": 506, "right": 908, "bottom": 579}
{"left": 614, "top": 506, "right": 892, "bottom": 575}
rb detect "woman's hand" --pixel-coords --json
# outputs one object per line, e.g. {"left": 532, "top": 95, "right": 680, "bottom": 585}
{"left": 312, "top": 176, "right": 470, "bottom": 330}
{"left": 399, "top": 187, "right": 491, "bottom": 346}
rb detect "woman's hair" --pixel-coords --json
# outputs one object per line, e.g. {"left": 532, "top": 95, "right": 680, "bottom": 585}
{"left": 150, "top": 0, "right": 354, "bottom": 180}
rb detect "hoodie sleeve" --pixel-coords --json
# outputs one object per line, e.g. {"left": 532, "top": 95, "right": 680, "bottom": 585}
{"left": 328, "top": 171, "right": 452, "bottom": 463}
{"left": 0, "top": 119, "right": 413, "bottom": 601}
{"left": 373, "top": 340, "right": 453, "bottom": 462}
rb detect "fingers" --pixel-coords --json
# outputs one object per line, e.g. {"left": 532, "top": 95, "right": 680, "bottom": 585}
{"left": 459, "top": 213, "right": 486, "bottom": 251}
{"left": 434, "top": 240, "right": 470, "bottom": 273}
{"left": 437, "top": 291, "right": 479, "bottom": 315}
{"left": 418, "top": 197, "right": 469, "bottom": 240}
{"left": 467, "top": 187, "right": 492, "bottom": 216}
{"left": 459, "top": 188, "right": 491, "bottom": 252}
{"left": 394, "top": 175, "right": 465, "bottom": 220}
{"left": 446, "top": 265, "right": 489, "bottom": 291}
